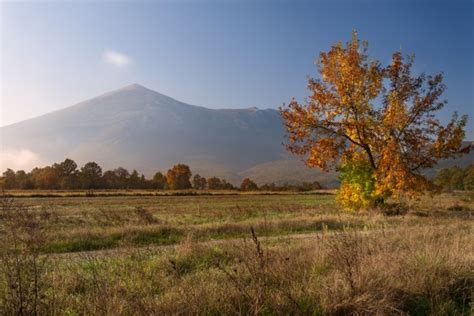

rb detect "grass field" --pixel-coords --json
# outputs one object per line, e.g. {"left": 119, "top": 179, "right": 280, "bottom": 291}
{"left": 0, "top": 191, "right": 473, "bottom": 314}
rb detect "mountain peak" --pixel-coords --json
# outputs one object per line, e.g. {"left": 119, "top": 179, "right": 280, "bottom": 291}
{"left": 120, "top": 83, "right": 150, "bottom": 91}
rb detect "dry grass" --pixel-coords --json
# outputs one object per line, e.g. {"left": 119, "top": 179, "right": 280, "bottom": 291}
{"left": 3, "top": 189, "right": 334, "bottom": 198}
{"left": 0, "top": 192, "right": 472, "bottom": 314}
{"left": 11, "top": 223, "right": 468, "bottom": 315}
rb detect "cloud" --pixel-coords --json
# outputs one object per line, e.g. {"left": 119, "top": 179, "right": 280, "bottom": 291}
{"left": 102, "top": 49, "right": 133, "bottom": 67}
{"left": 0, "top": 149, "right": 42, "bottom": 171}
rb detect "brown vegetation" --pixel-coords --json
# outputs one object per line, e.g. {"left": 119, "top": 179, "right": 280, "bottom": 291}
{"left": 0, "top": 192, "right": 472, "bottom": 314}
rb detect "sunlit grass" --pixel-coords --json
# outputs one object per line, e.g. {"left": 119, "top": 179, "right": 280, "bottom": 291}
{"left": 0, "top": 191, "right": 472, "bottom": 314}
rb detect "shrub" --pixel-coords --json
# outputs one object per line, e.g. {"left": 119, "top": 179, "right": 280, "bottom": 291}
{"left": 0, "top": 196, "right": 53, "bottom": 314}
{"left": 336, "top": 154, "right": 383, "bottom": 211}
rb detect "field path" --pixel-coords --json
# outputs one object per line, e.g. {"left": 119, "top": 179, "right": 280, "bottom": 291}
{"left": 52, "top": 228, "right": 379, "bottom": 259}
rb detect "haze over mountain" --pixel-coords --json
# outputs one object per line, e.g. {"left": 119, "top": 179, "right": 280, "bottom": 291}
{"left": 1, "top": 84, "right": 471, "bottom": 186}
{"left": 0, "top": 84, "right": 335, "bottom": 185}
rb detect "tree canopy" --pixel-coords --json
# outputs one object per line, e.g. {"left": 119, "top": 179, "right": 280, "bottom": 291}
{"left": 166, "top": 164, "right": 192, "bottom": 190}
{"left": 280, "top": 32, "right": 468, "bottom": 210}
{"left": 240, "top": 178, "right": 258, "bottom": 191}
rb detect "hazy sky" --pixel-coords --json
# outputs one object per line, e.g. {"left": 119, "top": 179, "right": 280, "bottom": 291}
{"left": 1, "top": 0, "right": 473, "bottom": 137}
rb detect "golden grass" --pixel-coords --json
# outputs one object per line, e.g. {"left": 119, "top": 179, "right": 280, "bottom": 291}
{"left": 0, "top": 192, "right": 472, "bottom": 314}
{"left": 9, "top": 223, "right": 468, "bottom": 315}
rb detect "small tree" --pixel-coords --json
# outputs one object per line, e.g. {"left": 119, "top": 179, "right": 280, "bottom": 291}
{"left": 15, "top": 170, "right": 33, "bottom": 190}
{"left": 240, "top": 178, "right": 258, "bottom": 191}
{"left": 2, "top": 169, "right": 16, "bottom": 189}
{"left": 166, "top": 164, "right": 192, "bottom": 190}
{"left": 0, "top": 195, "right": 51, "bottom": 314}
{"left": 192, "top": 174, "right": 207, "bottom": 190}
{"left": 113, "top": 167, "right": 130, "bottom": 189}
{"left": 53, "top": 158, "right": 78, "bottom": 189}
{"left": 30, "top": 167, "right": 60, "bottom": 189}
{"left": 129, "top": 170, "right": 141, "bottom": 188}
{"left": 280, "top": 32, "right": 467, "bottom": 211}
{"left": 463, "top": 165, "right": 474, "bottom": 191}
{"left": 221, "top": 179, "right": 235, "bottom": 190}
{"left": 435, "top": 164, "right": 473, "bottom": 192}
{"left": 207, "top": 177, "right": 222, "bottom": 190}
{"left": 80, "top": 162, "right": 103, "bottom": 189}
{"left": 152, "top": 172, "right": 167, "bottom": 190}
{"left": 449, "top": 167, "right": 466, "bottom": 191}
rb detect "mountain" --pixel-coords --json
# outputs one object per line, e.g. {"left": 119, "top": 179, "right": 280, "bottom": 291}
{"left": 1, "top": 84, "right": 472, "bottom": 186}
{"left": 0, "top": 84, "right": 313, "bottom": 184}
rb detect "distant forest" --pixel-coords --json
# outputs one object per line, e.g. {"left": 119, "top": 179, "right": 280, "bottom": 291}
{"left": 434, "top": 164, "right": 474, "bottom": 192}
{"left": 0, "top": 158, "right": 323, "bottom": 192}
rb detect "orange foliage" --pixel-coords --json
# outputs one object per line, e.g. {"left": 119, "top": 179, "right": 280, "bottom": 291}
{"left": 166, "top": 164, "right": 192, "bottom": 190}
{"left": 280, "top": 32, "right": 467, "bottom": 206}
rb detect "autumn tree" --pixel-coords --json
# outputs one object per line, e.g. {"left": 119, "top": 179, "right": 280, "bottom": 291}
{"left": 192, "top": 174, "right": 207, "bottom": 190}
{"left": 167, "top": 164, "right": 192, "bottom": 190}
{"left": 240, "top": 178, "right": 258, "bottom": 191}
{"left": 280, "top": 32, "right": 468, "bottom": 210}
{"left": 30, "top": 167, "right": 60, "bottom": 189}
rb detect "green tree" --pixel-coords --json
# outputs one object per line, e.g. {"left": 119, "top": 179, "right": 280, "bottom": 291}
{"left": 463, "top": 165, "right": 474, "bottom": 191}
{"left": 2, "top": 169, "right": 17, "bottom": 189}
{"left": 102, "top": 170, "right": 118, "bottom": 189}
{"left": 53, "top": 158, "right": 77, "bottom": 177}
{"left": 80, "top": 162, "right": 103, "bottom": 189}
{"left": 53, "top": 158, "right": 78, "bottom": 189}
{"left": 152, "top": 172, "right": 167, "bottom": 190}
{"left": 207, "top": 177, "right": 222, "bottom": 190}
{"left": 192, "top": 174, "right": 207, "bottom": 190}
{"left": 129, "top": 170, "right": 141, "bottom": 188}
{"left": 434, "top": 168, "right": 452, "bottom": 191}
{"left": 336, "top": 156, "right": 378, "bottom": 210}
{"left": 15, "top": 170, "right": 33, "bottom": 189}
{"left": 221, "top": 179, "right": 235, "bottom": 190}
{"left": 449, "top": 167, "right": 465, "bottom": 191}
{"left": 435, "top": 165, "right": 472, "bottom": 191}
{"left": 114, "top": 167, "right": 130, "bottom": 189}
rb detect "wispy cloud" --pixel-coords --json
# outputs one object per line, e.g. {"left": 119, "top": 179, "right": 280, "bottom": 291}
{"left": 102, "top": 49, "right": 133, "bottom": 67}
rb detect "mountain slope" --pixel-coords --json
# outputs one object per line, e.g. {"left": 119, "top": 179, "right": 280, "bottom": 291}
{"left": 239, "top": 159, "right": 340, "bottom": 187}
{"left": 1, "top": 84, "right": 471, "bottom": 186}
{"left": 1, "top": 84, "right": 293, "bottom": 183}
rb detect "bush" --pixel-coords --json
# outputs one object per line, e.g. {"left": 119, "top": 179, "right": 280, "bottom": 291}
{"left": 336, "top": 155, "right": 383, "bottom": 211}
{"left": 0, "top": 196, "right": 53, "bottom": 314}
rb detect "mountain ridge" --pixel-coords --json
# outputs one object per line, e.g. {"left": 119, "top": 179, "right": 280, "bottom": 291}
{"left": 1, "top": 84, "right": 472, "bottom": 186}
{"left": 1, "top": 84, "right": 295, "bottom": 185}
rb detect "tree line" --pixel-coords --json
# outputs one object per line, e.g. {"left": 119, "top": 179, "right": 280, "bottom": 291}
{"left": 0, "top": 158, "right": 322, "bottom": 192}
{"left": 434, "top": 164, "right": 474, "bottom": 192}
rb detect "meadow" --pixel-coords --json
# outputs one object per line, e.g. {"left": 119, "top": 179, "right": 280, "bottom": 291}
{"left": 0, "top": 191, "right": 472, "bottom": 314}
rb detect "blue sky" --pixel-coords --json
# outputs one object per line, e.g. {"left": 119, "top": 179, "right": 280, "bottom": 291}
{"left": 1, "top": 0, "right": 473, "bottom": 137}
